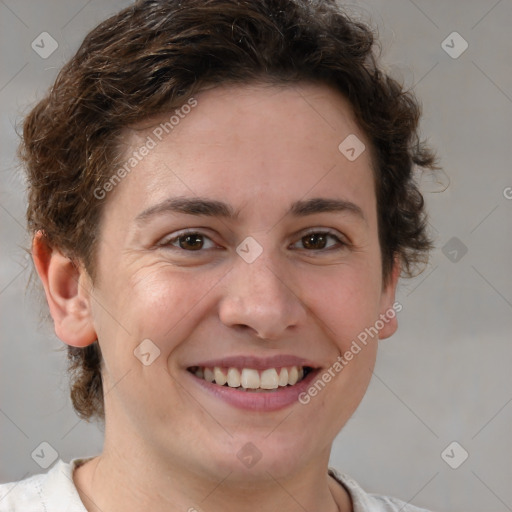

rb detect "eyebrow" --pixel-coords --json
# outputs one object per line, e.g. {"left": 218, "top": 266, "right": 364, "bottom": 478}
{"left": 135, "top": 196, "right": 366, "bottom": 224}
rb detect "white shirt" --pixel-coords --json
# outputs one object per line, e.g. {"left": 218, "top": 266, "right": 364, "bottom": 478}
{"left": 0, "top": 458, "right": 434, "bottom": 511}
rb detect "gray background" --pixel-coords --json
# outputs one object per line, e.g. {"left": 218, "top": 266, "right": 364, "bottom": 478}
{"left": 1, "top": 1, "right": 511, "bottom": 511}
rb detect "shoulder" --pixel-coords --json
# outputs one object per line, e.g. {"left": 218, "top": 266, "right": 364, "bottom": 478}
{"left": 328, "top": 467, "right": 437, "bottom": 512}
{"left": 0, "top": 458, "right": 90, "bottom": 512}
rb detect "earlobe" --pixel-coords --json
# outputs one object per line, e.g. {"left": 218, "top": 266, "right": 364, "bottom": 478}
{"left": 378, "top": 256, "right": 401, "bottom": 340}
{"left": 32, "top": 231, "right": 97, "bottom": 347}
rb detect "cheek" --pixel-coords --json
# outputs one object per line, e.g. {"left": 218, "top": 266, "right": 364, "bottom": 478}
{"left": 93, "top": 267, "right": 209, "bottom": 419}
{"left": 125, "top": 266, "right": 206, "bottom": 341}
{"left": 304, "top": 264, "right": 383, "bottom": 342}
{"left": 91, "top": 265, "right": 198, "bottom": 373}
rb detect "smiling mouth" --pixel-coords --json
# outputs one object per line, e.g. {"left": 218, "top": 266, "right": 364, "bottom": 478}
{"left": 187, "top": 366, "right": 314, "bottom": 392}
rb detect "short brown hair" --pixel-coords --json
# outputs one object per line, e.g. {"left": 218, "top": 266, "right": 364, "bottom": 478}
{"left": 20, "top": 0, "right": 438, "bottom": 421}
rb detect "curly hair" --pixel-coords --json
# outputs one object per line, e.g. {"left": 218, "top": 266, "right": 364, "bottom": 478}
{"left": 19, "top": 0, "right": 438, "bottom": 421}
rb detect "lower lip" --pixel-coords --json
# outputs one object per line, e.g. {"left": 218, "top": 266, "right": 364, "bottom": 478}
{"left": 185, "top": 369, "right": 321, "bottom": 412}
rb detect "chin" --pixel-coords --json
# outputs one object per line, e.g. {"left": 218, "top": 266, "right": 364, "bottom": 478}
{"left": 204, "top": 430, "right": 320, "bottom": 481}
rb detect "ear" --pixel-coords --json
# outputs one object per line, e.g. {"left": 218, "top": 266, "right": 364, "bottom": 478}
{"left": 32, "top": 231, "right": 97, "bottom": 347}
{"left": 377, "top": 255, "right": 401, "bottom": 340}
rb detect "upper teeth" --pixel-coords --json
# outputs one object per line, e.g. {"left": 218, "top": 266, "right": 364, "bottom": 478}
{"left": 194, "top": 366, "right": 305, "bottom": 390}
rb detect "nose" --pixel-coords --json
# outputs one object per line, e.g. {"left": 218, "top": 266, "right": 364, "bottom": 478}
{"left": 218, "top": 249, "right": 307, "bottom": 341}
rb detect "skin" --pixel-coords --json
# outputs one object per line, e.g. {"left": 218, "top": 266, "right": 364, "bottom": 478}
{"left": 33, "top": 82, "right": 400, "bottom": 512}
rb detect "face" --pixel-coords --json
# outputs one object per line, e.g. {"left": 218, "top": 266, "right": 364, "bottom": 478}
{"left": 76, "top": 82, "right": 399, "bottom": 480}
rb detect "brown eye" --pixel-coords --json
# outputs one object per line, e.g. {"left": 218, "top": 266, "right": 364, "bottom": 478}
{"left": 297, "top": 231, "right": 344, "bottom": 251}
{"left": 302, "top": 233, "right": 328, "bottom": 250}
{"left": 159, "top": 231, "right": 217, "bottom": 252}
{"left": 177, "top": 233, "right": 205, "bottom": 251}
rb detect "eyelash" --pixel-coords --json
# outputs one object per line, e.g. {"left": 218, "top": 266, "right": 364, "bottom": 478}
{"left": 157, "top": 229, "right": 348, "bottom": 254}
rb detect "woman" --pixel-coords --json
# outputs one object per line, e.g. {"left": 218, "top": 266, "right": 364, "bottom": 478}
{"left": 0, "top": 0, "right": 438, "bottom": 510}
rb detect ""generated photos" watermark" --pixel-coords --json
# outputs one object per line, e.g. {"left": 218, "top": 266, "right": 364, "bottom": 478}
{"left": 298, "top": 301, "right": 403, "bottom": 405}
{"left": 94, "top": 97, "right": 198, "bottom": 200}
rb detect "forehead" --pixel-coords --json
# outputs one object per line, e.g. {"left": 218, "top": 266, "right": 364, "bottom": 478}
{"left": 105, "top": 82, "right": 376, "bottom": 227}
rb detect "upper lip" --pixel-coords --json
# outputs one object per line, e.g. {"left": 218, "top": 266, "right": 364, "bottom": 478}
{"left": 187, "top": 355, "right": 320, "bottom": 370}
